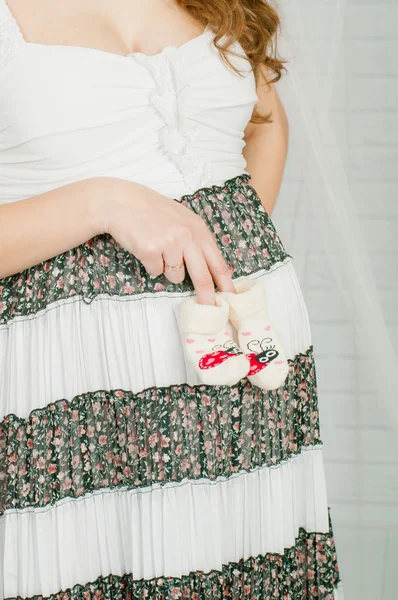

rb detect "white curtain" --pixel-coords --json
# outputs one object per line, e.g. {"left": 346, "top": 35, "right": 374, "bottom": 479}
{"left": 273, "top": 1, "right": 398, "bottom": 598}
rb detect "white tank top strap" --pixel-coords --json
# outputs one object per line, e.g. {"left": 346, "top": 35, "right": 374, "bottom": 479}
{"left": 0, "top": 0, "right": 25, "bottom": 69}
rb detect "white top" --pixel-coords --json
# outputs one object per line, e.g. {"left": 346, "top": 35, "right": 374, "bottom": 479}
{"left": 0, "top": 0, "right": 258, "bottom": 203}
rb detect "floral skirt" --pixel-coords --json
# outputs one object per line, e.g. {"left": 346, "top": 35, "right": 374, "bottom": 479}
{"left": 0, "top": 174, "right": 344, "bottom": 600}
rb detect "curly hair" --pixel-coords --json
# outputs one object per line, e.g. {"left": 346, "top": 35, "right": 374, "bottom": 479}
{"left": 176, "top": 0, "right": 288, "bottom": 123}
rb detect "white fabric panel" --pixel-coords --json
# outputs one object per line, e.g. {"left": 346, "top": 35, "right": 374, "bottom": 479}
{"left": 0, "top": 259, "right": 312, "bottom": 420}
{"left": 0, "top": 5, "right": 257, "bottom": 203}
{"left": 1, "top": 445, "right": 328, "bottom": 599}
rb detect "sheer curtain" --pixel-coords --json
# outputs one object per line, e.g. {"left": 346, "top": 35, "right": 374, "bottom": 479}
{"left": 272, "top": 1, "right": 398, "bottom": 598}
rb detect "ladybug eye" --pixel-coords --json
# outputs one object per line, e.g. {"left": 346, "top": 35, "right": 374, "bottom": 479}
{"left": 265, "top": 349, "right": 278, "bottom": 359}
{"left": 258, "top": 355, "right": 269, "bottom": 364}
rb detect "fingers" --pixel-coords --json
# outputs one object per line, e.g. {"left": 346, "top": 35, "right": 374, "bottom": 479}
{"left": 140, "top": 252, "right": 164, "bottom": 278}
{"left": 182, "top": 242, "right": 216, "bottom": 305}
{"left": 194, "top": 220, "right": 236, "bottom": 294}
{"left": 135, "top": 214, "right": 233, "bottom": 305}
{"left": 162, "top": 248, "right": 186, "bottom": 284}
{"left": 202, "top": 238, "right": 236, "bottom": 294}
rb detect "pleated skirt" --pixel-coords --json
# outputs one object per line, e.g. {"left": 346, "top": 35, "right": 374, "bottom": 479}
{"left": 0, "top": 173, "right": 344, "bottom": 599}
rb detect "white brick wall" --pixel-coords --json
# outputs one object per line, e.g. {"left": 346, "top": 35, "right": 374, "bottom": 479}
{"left": 273, "top": 2, "right": 398, "bottom": 598}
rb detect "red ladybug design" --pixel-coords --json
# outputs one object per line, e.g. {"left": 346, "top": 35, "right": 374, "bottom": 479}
{"left": 199, "top": 340, "right": 243, "bottom": 371}
{"left": 246, "top": 338, "right": 279, "bottom": 376}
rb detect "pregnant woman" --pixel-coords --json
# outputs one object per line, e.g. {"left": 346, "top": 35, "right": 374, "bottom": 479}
{"left": 0, "top": 0, "right": 344, "bottom": 598}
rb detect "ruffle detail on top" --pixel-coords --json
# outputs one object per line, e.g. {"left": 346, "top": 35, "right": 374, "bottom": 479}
{"left": 0, "top": 0, "right": 24, "bottom": 69}
{"left": 134, "top": 47, "right": 213, "bottom": 192}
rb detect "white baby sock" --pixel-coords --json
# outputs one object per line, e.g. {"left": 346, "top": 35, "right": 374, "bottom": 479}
{"left": 179, "top": 294, "right": 251, "bottom": 386}
{"left": 221, "top": 279, "right": 289, "bottom": 391}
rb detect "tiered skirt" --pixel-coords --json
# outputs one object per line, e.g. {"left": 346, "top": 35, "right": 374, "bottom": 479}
{"left": 0, "top": 174, "right": 344, "bottom": 599}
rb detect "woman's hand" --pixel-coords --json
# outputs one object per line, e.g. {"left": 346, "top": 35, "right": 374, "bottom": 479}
{"left": 96, "top": 178, "right": 236, "bottom": 305}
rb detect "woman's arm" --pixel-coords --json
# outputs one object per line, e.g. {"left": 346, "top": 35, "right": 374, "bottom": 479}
{"left": 243, "top": 67, "right": 289, "bottom": 216}
{"left": 0, "top": 177, "right": 235, "bottom": 304}
{"left": 0, "top": 178, "right": 105, "bottom": 279}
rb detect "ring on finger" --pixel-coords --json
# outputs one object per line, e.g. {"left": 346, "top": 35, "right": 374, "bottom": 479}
{"left": 163, "top": 259, "right": 185, "bottom": 272}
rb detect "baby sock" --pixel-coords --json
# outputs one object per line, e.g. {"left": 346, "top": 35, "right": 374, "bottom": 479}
{"left": 179, "top": 294, "right": 251, "bottom": 386}
{"left": 221, "top": 279, "right": 289, "bottom": 391}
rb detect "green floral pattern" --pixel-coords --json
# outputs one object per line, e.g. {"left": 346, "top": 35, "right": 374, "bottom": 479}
{"left": 0, "top": 174, "right": 344, "bottom": 596}
{"left": 1, "top": 347, "right": 320, "bottom": 514}
{"left": 5, "top": 508, "right": 341, "bottom": 600}
{"left": 0, "top": 174, "right": 291, "bottom": 326}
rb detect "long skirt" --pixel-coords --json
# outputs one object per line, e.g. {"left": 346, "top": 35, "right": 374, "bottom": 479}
{"left": 0, "top": 173, "right": 344, "bottom": 599}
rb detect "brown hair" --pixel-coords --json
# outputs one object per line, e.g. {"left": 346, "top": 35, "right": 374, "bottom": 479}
{"left": 176, "top": 0, "right": 288, "bottom": 123}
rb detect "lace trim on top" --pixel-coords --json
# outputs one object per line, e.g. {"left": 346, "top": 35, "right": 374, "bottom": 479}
{"left": 134, "top": 47, "right": 214, "bottom": 193}
{"left": 0, "top": 0, "right": 24, "bottom": 69}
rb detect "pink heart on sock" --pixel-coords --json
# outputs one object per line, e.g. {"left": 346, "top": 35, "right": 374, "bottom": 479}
{"left": 196, "top": 350, "right": 205, "bottom": 354}
{"left": 208, "top": 338, "right": 216, "bottom": 342}
{"left": 186, "top": 338, "right": 195, "bottom": 344}
{"left": 224, "top": 332, "right": 229, "bottom": 336}
{"left": 275, "top": 360, "right": 283, "bottom": 365}
{"left": 242, "top": 331, "right": 252, "bottom": 336}
{"left": 264, "top": 325, "right": 271, "bottom": 331}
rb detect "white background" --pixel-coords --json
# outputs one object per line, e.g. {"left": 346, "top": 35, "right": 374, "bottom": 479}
{"left": 273, "top": 1, "right": 398, "bottom": 598}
